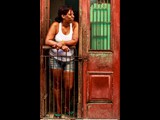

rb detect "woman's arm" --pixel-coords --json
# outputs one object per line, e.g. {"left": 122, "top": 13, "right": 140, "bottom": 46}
{"left": 45, "top": 22, "right": 58, "bottom": 47}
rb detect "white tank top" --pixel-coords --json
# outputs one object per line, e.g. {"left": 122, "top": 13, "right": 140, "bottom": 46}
{"left": 49, "top": 22, "right": 74, "bottom": 62}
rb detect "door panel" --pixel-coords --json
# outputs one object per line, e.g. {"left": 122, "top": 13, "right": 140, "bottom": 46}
{"left": 87, "top": 104, "right": 113, "bottom": 118}
{"left": 87, "top": 71, "right": 113, "bottom": 102}
{"left": 88, "top": 52, "right": 113, "bottom": 71}
{"left": 80, "top": 0, "right": 120, "bottom": 119}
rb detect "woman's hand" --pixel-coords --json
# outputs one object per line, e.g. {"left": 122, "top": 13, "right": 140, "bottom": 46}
{"left": 61, "top": 45, "right": 69, "bottom": 52}
{"left": 52, "top": 43, "right": 57, "bottom": 48}
{"left": 52, "top": 42, "right": 63, "bottom": 50}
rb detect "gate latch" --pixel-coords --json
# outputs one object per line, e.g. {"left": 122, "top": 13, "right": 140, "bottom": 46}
{"left": 75, "top": 56, "right": 88, "bottom": 61}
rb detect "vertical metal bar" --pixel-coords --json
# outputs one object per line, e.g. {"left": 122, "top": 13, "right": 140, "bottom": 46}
{"left": 61, "top": 55, "right": 63, "bottom": 116}
{"left": 44, "top": 55, "right": 47, "bottom": 117}
{"left": 68, "top": 53, "right": 71, "bottom": 116}
{"left": 73, "top": 48, "right": 78, "bottom": 117}
{"left": 44, "top": 57, "right": 46, "bottom": 117}
{"left": 48, "top": 56, "right": 51, "bottom": 117}
{"left": 52, "top": 55, "right": 55, "bottom": 118}
{"left": 56, "top": 49, "right": 58, "bottom": 116}
{"left": 73, "top": 49, "right": 77, "bottom": 117}
{"left": 64, "top": 52, "right": 67, "bottom": 115}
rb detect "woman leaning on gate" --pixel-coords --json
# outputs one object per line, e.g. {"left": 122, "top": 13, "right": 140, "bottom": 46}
{"left": 45, "top": 5, "right": 79, "bottom": 118}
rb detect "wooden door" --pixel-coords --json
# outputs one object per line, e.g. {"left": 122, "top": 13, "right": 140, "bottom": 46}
{"left": 79, "top": 0, "right": 120, "bottom": 119}
{"left": 40, "top": 0, "right": 50, "bottom": 118}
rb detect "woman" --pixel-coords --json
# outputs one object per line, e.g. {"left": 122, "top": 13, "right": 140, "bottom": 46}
{"left": 45, "top": 5, "right": 79, "bottom": 117}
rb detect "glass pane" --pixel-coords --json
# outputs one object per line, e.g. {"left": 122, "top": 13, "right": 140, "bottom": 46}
{"left": 90, "top": 0, "right": 111, "bottom": 50}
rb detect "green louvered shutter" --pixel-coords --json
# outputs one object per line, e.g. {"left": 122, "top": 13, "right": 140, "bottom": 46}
{"left": 90, "top": 1, "right": 111, "bottom": 50}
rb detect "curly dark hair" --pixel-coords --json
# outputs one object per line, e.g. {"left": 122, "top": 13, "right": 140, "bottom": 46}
{"left": 55, "top": 5, "right": 73, "bottom": 22}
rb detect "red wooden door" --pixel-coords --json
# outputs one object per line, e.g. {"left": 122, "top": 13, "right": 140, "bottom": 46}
{"left": 40, "top": 0, "right": 50, "bottom": 118}
{"left": 79, "top": 0, "right": 120, "bottom": 119}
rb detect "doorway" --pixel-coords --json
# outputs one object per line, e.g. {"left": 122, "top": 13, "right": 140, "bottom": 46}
{"left": 42, "top": 0, "right": 80, "bottom": 119}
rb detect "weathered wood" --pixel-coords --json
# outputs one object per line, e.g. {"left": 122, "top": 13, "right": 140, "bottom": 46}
{"left": 111, "top": 0, "right": 120, "bottom": 118}
{"left": 40, "top": 0, "right": 50, "bottom": 118}
{"left": 81, "top": 0, "right": 120, "bottom": 119}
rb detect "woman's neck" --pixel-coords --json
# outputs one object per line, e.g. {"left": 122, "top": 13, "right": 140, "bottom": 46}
{"left": 62, "top": 21, "right": 70, "bottom": 27}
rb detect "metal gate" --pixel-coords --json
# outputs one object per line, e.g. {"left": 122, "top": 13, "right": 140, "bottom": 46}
{"left": 41, "top": 45, "right": 82, "bottom": 119}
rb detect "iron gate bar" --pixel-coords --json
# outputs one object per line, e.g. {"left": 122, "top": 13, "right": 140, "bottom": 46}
{"left": 42, "top": 45, "right": 88, "bottom": 61}
{"left": 42, "top": 45, "right": 81, "bottom": 119}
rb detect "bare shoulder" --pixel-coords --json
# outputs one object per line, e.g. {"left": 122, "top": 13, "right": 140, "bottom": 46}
{"left": 73, "top": 21, "right": 78, "bottom": 25}
{"left": 72, "top": 21, "right": 79, "bottom": 29}
{"left": 50, "top": 21, "right": 59, "bottom": 28}
{"left": 49, "top": 21, "right": 59, "bottom": 33}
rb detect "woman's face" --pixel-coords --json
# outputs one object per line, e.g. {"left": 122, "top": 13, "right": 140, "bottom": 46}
{"left": 63, "top": 10, "right": 75, "bottom": 22}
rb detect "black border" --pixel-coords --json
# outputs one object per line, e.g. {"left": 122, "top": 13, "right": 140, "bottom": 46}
{"left": 4, "top": 0, "right": 40, "bottom": 119}
{"left": 3, "top": 0, "right": 158, "bottom": 119}
{"left": 120, "top": 0, "right": 159, "bottom": 120}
